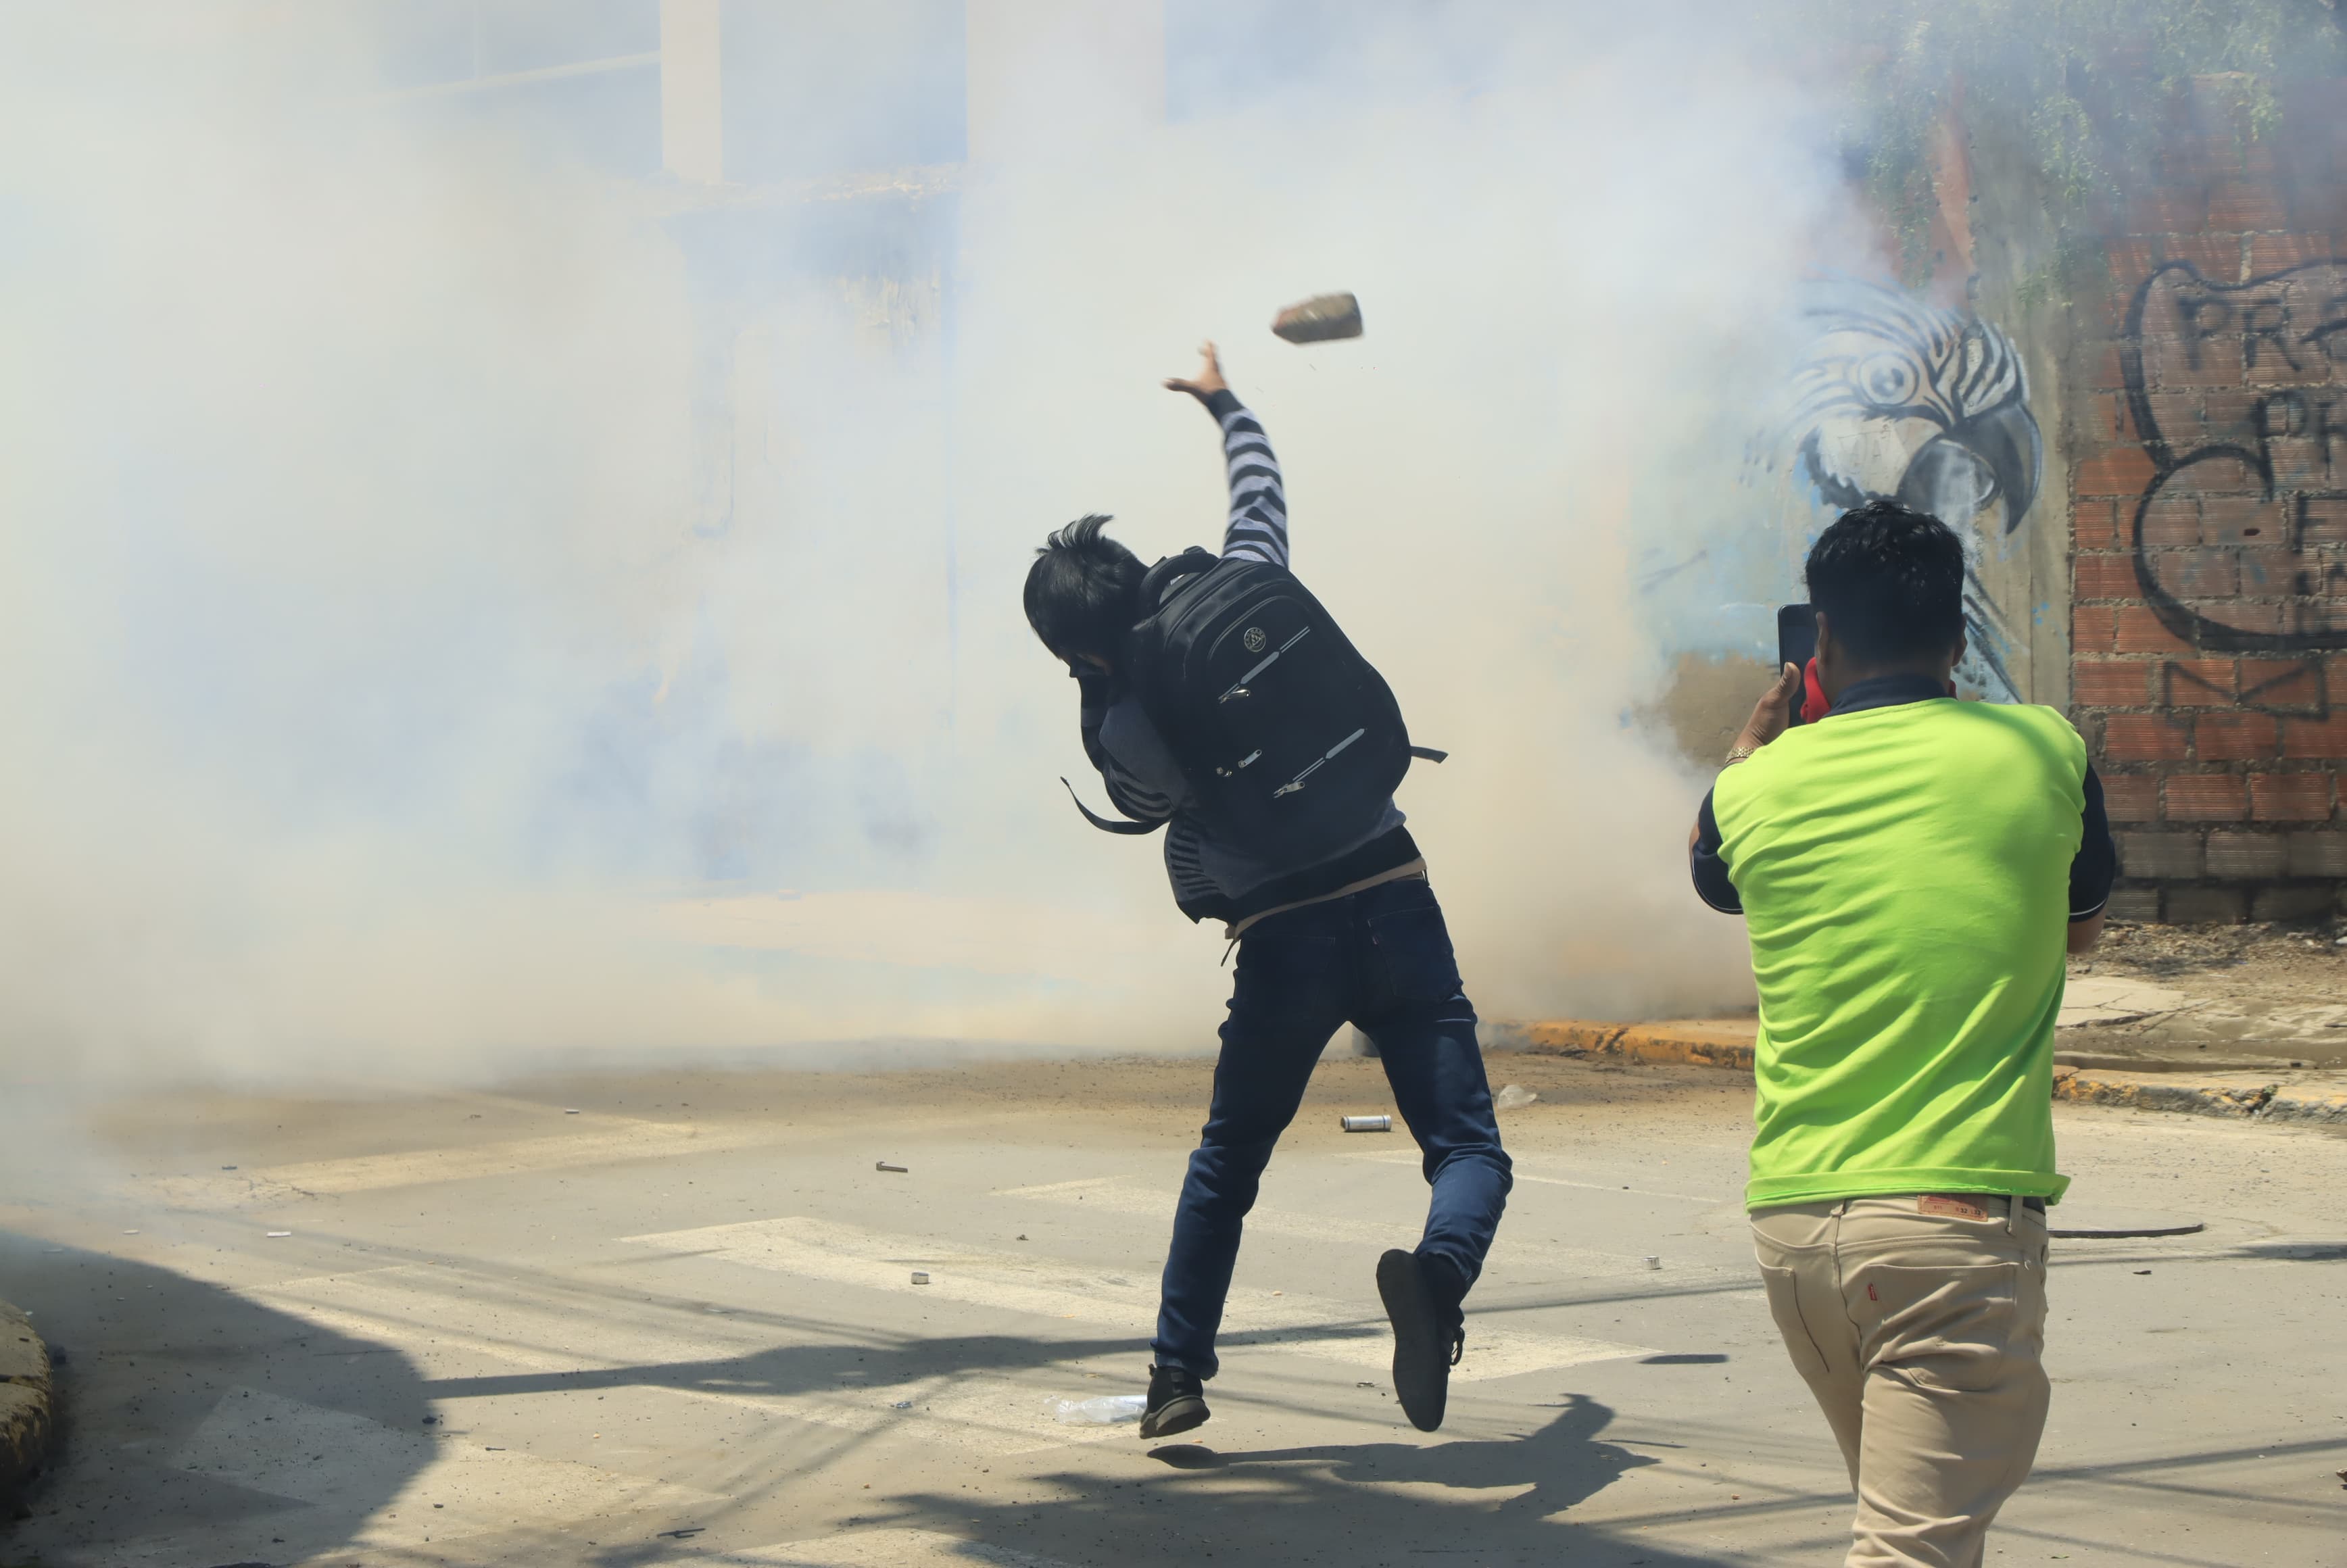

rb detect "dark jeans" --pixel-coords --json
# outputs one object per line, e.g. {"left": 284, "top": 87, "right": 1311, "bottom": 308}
{"left": 1151, "top": 875, "right": 1511, "bottom": 1379}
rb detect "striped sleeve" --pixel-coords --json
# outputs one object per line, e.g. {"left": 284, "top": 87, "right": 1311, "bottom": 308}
{"left": 1100, "top": 752, "right": 1176, "bottom": 823}
{"left": 1203, "top": 389, "right": 1288, "bottom": 567}
{"left": 1163, "top": 818, "right": 1221, "bottom": 906}
{"left": 1078, "top": 670, "right": 1176, "bottom": 824}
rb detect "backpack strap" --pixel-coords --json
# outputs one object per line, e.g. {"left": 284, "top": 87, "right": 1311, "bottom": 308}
{"left": 1138, "top": 547, "right": 1221, "bottom": 612}
{"left": 1059, "top": 777, "right": 1167, "bottom": 835}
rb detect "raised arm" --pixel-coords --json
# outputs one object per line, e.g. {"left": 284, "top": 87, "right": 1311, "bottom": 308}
{"left": 1687, "top": 664, "right": 1801, "bottom": 913}
{"left": 1165, "top": 341, "right": 1288, "bottom": 568}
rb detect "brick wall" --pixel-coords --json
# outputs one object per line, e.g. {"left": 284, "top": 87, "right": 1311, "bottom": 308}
{"left": 2066, "top": 80, "right": 2347, "bottom": 922}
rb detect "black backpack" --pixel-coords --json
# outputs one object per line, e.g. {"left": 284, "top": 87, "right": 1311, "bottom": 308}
{"left": 1065, "top": 547, "right": 1442, "bottom": 863}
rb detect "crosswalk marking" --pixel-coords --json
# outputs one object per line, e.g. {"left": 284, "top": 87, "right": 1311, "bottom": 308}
{"left": 714, "top": 1529, "right": 1080, "bottom": 1567}
{"left": 245, "top": 1267, "right": 1126, "bottom": 1458}
{"left": 626, "top": 1216, "right": 1649, "bottom": 1381}
{"left": 992, "top": 1174, "right": 1701, "bottom": 1279}
{"left": 173, "top": 1386, "right": 718, "bottom": 1546}
{"left": 1342, "top": 1147, "right": 1725, "bottom": 1204}
{"left": 151, "top": 1119, "right": 787, "bottom": 1207}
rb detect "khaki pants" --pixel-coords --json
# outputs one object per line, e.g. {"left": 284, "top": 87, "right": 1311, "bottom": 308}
{"left": 1750, "top": 1195, "right": 2051, "bottom": 1568}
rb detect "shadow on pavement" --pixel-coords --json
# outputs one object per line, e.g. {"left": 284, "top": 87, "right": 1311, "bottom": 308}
{"left": 420, "top": 1330, "right": 1138, "bottom": 1405}
{"left": 878, "top": 1394, "right": 1729, "bottom": 1568}
{"left": 0, "top": 1228, "right": 435, "bottom": 1565}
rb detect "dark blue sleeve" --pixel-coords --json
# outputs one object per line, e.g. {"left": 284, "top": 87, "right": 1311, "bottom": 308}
{"left": 1690, "top": 787, "right": 1742, "bottom": 914}
{"left": 2069, "top": 766, "right": 2116, "bottom": 922}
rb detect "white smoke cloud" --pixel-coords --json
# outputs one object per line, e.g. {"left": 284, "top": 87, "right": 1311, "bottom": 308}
{"left": 0, "top": 3, "right": 1854, "bottom": 1094}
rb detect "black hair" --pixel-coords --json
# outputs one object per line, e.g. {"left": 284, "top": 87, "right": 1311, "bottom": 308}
{"left": 1023, "top": 513, "right": 1144, "bottom": 665}
{"left": 1804, "top": 499, "right": 1966, "bottom": 666}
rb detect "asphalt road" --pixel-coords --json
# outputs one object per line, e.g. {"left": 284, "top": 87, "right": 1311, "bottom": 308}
{"left": 2, "top": 1053, "right": 2342, "bottom": 1567}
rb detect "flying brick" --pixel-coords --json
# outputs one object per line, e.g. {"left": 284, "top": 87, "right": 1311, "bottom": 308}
{"left": 1272, "top": 291, "right": 1363, "bottom": 343}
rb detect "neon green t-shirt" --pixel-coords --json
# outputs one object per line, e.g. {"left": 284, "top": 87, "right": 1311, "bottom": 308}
{"left": 1712, "top": 697, "right": 2083, "bottom": 1209}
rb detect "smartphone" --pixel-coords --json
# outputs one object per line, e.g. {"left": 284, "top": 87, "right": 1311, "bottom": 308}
{"left": 1776, "top": 603, "right": 1818, "bottom": 725}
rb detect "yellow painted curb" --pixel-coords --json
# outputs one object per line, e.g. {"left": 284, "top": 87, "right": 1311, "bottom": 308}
{"left": 0, "top": 1298, "right": 54, "bottom": 1514}
{"left": 1489, "top": 1019, "right": 1756, "bottom": 1073}
{"left": 2052, "top": 1067, "right": 2347, "bottom": 1125}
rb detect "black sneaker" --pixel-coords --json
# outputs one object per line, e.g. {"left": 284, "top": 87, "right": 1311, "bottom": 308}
{"left": 1139, "top": 1364, "right": 1209, "bottom": 1440}
{"left": 1377, "top": 1248, "right": 1463, "bottom": 1432}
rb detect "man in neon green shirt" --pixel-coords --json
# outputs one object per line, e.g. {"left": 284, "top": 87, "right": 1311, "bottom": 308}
{"left": 1689, "top": 501, "right": 2115, "bottom": 1568}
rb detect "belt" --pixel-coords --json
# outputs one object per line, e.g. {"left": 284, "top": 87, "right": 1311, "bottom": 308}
{"left": 1925, "top": 1193, "right": 2046, "bottom": 1215}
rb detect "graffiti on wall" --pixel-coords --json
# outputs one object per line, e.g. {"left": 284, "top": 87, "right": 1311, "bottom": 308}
{"left": 2122, "top": 260, "right": 2347, "bottom": 654}
{"left": 1765, "top": 281, "right": 2043, "bottom": 701}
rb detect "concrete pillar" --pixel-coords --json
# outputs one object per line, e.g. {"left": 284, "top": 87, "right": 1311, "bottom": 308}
{"left": 660, "top": 0, "right": 724, "bottom": 184}
{"left": 965, "top": 0, "right": 1165, "bottom": 165}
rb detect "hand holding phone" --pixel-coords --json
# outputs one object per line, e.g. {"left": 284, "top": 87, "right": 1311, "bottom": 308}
{"left": 1730, "top": 662, "right": 1804, "bottom": 762}
{"left": 1777, "top": 604, "right": 1819, "bottom": 726}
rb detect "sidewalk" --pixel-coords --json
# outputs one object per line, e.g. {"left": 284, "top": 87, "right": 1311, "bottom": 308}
{"left": 1, "top": 1297, "right": 54, "bottom": 1518}
{"left": 2052, "top": 972, "right": 2347, "bottom": 1074}
{"left": 2059, "top": 922, "right": 2347, "bottom": 1074}
{"left": 1488, "top": 1013, "right": 2347, "bottom": 1126}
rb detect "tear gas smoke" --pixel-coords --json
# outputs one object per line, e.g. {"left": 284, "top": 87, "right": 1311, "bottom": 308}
{"left": 0, "top": 4, "right": 1862, "bottom": 1095}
